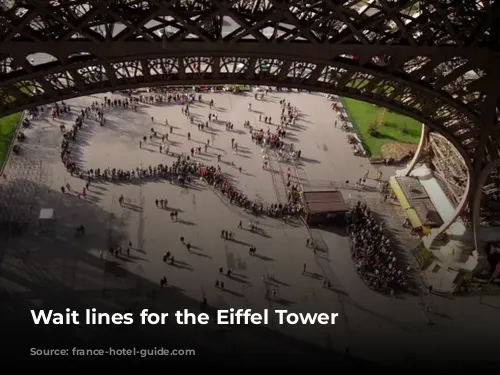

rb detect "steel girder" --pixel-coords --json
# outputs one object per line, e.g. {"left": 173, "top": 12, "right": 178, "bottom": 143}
{"left": 1, "top": 0, "right": 500, "bottom": 226}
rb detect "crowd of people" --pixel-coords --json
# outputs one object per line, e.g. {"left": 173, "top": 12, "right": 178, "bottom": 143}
{"left": 347, "top": 201, "right": 409, "bottom": 291}
{"left": 20, "top": 84, "right": 419, "bottom": 297}
{"left": 55, "top": 94, "right": 305, "bottom": 221}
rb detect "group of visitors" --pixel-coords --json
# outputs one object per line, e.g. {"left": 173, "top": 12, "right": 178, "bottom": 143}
{"left": 327, "top": 97, "right": 349, "bottom": 128}
{"left": 55, "top": 86, "right": 311, "bottom": 223}
{"left": 347, "top": 201, "right": 409, "bottom": 291}
{"left": 250, "top": 101, "right": 303, "bottom": 163}
{"left": 23, "top": 81, "right": 419, "bottom": 300}
{"left": 279, "top": 99, "right": 299, "bottom": 127}
{"left": 138, "top": 84, "right": 248, "bottom": 106}
{"left": 56, "top": 96, "right": 305, "bottom": 221}
{"left": 136, "top": 90, "right": 200, "bottom": 105}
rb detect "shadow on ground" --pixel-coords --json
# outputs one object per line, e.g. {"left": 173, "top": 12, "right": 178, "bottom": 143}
{"left": 0, "top": 182, "right": 375, "bottom": 370}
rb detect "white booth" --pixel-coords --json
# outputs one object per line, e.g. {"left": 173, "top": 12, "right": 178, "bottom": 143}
{"left": 38, "top": 208, "right": 55, "bottom": 232}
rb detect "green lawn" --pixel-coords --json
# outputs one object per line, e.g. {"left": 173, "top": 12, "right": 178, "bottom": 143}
{"left": 0, "top": 112, "right": 22, "bottom": 168}
{"left": 341, "top": 98, "right": 422, "bottom": 158}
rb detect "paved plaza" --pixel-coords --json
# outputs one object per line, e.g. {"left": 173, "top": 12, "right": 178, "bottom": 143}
{"left": 0, "top": 89, "right": 499, "bottom": 367}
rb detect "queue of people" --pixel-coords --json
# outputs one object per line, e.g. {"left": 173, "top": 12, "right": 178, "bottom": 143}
{"left": 347, "top": 201, "right": 409, "bottom": 291}
{"left": 54, "top": 87, "right": 309, "bottom": 223}
{"left": 26, "top": 84, "right": 416, "bottom": 299}
{"left": 59, "top": 108, "right": 304, "bottom": 221}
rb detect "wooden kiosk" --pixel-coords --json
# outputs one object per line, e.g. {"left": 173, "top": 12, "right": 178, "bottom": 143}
{"left": 302, "top": 190, "right": 348, "bottom": 226}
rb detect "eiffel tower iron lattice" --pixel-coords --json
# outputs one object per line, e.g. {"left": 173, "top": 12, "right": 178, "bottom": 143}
{"left": 1, "top": 0, "right": 500, "bottom": 243}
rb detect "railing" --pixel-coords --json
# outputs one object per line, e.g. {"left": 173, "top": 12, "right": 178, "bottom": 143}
{"left": 266, "top": 149, "right": 288, "bottom": 204}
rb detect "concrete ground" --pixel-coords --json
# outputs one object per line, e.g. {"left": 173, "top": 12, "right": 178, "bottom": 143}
{"left": 0, "top": 89, "right": 499, "bottom": 367}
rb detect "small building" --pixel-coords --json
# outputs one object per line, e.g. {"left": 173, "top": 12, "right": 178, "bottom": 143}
{"left": 302, "top": 190, "right": 348, "bottom": 226}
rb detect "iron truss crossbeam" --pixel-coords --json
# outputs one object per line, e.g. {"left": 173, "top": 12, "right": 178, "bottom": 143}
{"left": 1, "top": 0, "right": 500, "bottom": 230}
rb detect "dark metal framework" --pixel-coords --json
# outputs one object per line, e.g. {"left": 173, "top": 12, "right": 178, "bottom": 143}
{"left": 480, "top": 165, "right": 500, "bottom": 225}
{"left": 1, "top": 0, "right": 500, "bottom": 231}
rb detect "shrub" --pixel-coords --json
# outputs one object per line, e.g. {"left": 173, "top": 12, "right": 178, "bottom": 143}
{"left": 400, "top": 122, "right": 408, "bottom": 135}
{"left": 368, "top": 122, "right": 379, "bottom": 137}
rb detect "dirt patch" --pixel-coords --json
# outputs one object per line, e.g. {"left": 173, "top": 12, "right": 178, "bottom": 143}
{"left": 381, "top": 143, "right": 418, "bottom": 160}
